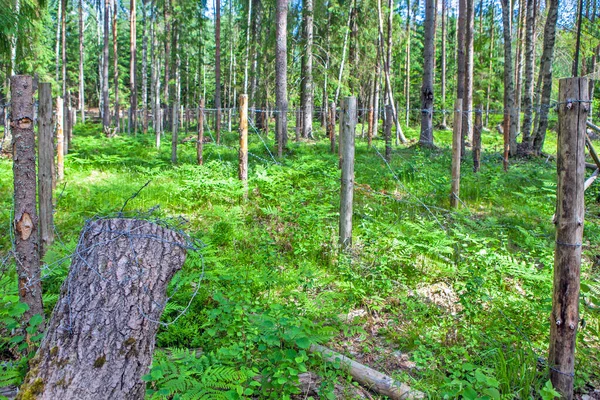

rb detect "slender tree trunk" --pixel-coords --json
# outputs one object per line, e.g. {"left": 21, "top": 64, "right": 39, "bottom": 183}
{"left": 38, "top": 83, "right": 54, "bottom": 257}
{"left": 61, "top": 0, "right": 67, "bottom": 136}
{"left": 485, "top": 3, "right": 494, "bottom": 127}
{"left": 17, "top": 218, "right": 187, "bottom": 400}
{"left": 511, "top": 0, "right": 526, "bottom": 145}
{"left": 55, "top": 0, "right": 62, "bottom": 85}
{"left": 78, "top": 0, "right": 85, "bottom": 123}
{"left": 572, "top": 0, "right": 584, "bottom": 76}
{"left": 11, "top": 75, "right": 44, "bottom": 327}
{"left": 130, "top": 0, "right": 137, "bottom": 134}
{"left": 301, "top": 0, "right": 313, "bottom": 139}
{"left": 404, "top": 0, "right": 411, "bottom": 127}
{"left": 335, "top": 8, "right": 352, "bottom": 104}
{"left": 419, "top": 0, "right": 435, "bottom": 147}
{"left": 373, "top": 35, "right": 381, "bottom": 137}
{"left": 113, "top": 0, "right": 120, "bottom": 132}
{"left": 275, "top": 0, "right": 288, "bottom": 156}
{"left": 141, "top": 0, "right": 148, "bottom": 133}
{"left": 520, "top": 0, "right": 535, "bottom": 148}
{"left": 456, "top": 0, "right": 466, "bottom": 152}
{"left": 531, "top": 0, "right": 558, "bottom": 154}
{"left": 102, "top": 0, "right": 110, "bottom": 134}
{"left": 501, "top": 0, "right": 515, "bottom": 164}
{"left": 440, "top": 0, "right": 447, "bottom": 129}
{"left": 215, "top": 0, "right": 222, "bottom": 143}
{"left": 462, "top": 0, "right": 474, "bottom": 152}
{"left": 243, "top": 0, "right": 252, "bottom": 94}
{"left": 163, "top": 0, "right": 171, "bottom": 130}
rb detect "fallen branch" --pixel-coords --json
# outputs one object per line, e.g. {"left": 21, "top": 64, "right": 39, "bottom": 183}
{"left": 585, "top": 169, "right": 599, "bottom": 191}
{"left": 309, "top": 344, "right": 424, "bottom": 400}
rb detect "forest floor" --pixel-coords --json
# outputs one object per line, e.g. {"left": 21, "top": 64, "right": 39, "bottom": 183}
{"left": 1, "top": 120, "right": 599, "bottom": 399}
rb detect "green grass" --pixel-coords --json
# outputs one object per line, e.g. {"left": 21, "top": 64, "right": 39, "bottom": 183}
{"left": 0, "top": 119, "right": 598, "bottom": 399}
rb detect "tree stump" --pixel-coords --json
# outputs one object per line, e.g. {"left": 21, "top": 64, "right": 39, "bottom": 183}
{"left": 18, "top": 218, "right": 188, "bottom": 400}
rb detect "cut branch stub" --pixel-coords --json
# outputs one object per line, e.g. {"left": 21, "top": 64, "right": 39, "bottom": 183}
{"left": 18, "top": 218, "right": 188, "bottom": 400}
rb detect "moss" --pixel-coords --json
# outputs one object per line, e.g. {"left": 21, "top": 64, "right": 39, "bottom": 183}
{"left": 93, "top": 355, "right": 106, "bottom": 368}
{"left": 16, "top": 378, "right": 45, "bottom": 400}
{"left": 123, "top": 337, "right": 136, "bottom": 346}
{"left": 50, "top": 346, "right": 58, "bottom": 357}
{"left": 54, "top": 378, "right": 68, "bottom": 388}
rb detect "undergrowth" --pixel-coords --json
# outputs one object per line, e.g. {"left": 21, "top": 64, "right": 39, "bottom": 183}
{"left": 0, "top": 120, "right": 598, "bottom": 399}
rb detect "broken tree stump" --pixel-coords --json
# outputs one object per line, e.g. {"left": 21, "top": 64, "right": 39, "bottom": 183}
{"left": 17, "top": 218, "right": 188, "bottom": 400}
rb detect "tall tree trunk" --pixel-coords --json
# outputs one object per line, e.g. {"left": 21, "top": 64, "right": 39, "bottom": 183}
{"left": 335, "top": 8, "right": 352, "bottom": 104}
{"left": 511, "top": 0, "right": 526, "bottom": 145}
{"left": 163, "top": 0, "right": 171, "bottom": 130}
{"left": 141, "top": 0, "right": 148, "bottom": 133}
{"left": 373, "top": 34, "right": 381, "bottom": 137}
{"left": 419, "top": 0, "right": 435, "bottom": 146}
{"left": 462, "top": 0, "right": 474, "bottom": 152}
{"left": 102, "top": 0, "right": 110, "bottom": 134}
{"left": 572, "top": 0, "right": 584, "bottom": 76}
{"left": 456, "top": 0, "right": 466, "bottom": 139}
{"left": 112, "top": 0, "right": 120, "bottom": 132}
{"left": 17, "top": 218, "right": 187, "bottom": 400}
{"left": 404, "top": 0, "right": 411, "bottom": 127}
{"left": 275, "top": 0, "right": 288, "bottom": 156}
{"left": 243, "top": 0, "right": 252, "bottom": 94}
{"left": 61, "top": 0, "right": 67, "bottom": 131}
{"left": 55, "top": 0, "right": 62, "bottom": 85}
{"left": 485, "top": 2, "right": 494, "bottom": 127}
{"left": 440, "top": 0, "right": 447, "bottom": 129}
{"left": 530, "top": 0, "right": 558, "bottom": 154}
{"left": 301, "top": 0, "right": 313, "bottom": 139}
{"left": 215, "top": 0, "right": 221, "bottom": 142}
{"left": 78, "top": 0, "right": 85, "bottom": 122}
{"left": 520, "top": 0, "right": 535, "bottom": 148}
{"left": 130, "top": 0, "right": 137, "bottom": 134}
{"left": 501, "top": 0, "right": 515, "bottom": 162}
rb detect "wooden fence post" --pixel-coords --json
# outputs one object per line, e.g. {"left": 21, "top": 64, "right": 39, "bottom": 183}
{"left": 385, "top": 105, "right": 392, "bottom": 163}
{"left": 328, "top": 101, "right": 336, "bottom": 154}
{"left": 339, "top": 96, "right": 357, "bottom": 249}
{"left": 548, "top": 77, "right": 588, "bottom": 400}
{"left": 239, "top": 94, "right": 248, "bottom": 182}
{"left": 38, "top": 83, "right": 54, "bottom": 257}
{"left": 56, "top": 97, "right": 65, "bottom": 181}
{"left": 11, "top": 75, "right": 44, "bottom": 325}
{"left": 450, "top": 98, "right": 463, "bottom": 208}
{"left": 197, "top": 99, "right": 204, "bottom": 165}
{"left": 473, "top": 105, "right": 482, "bottom": 173}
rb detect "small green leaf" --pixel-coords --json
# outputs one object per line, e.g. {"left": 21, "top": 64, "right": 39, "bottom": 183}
{"left": 295, "top": 337, "right": 310, "bottom": 349}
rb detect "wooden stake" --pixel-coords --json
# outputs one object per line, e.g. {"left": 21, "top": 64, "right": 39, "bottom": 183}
{"left": 328, "top": 101, "right": 336, "bottom": 154}
{"left": 56, "top": 97, "right": 65, "bottom": 181}
{"left": 239, "top": 94, "right": 248, "bottom": 181}
{"left": 450, "top": 98, "right": 463, "bottom": 208}
{"left": 197, "top": 99, "right": 204, "bottom": 165}
{"left": 549, "top": 77, "right": 588, "bottom": 400}
{"left": 339, "top": 96, "right": 356, "bottom": 249}
{"left": 11, "top": 75, "right": 44, "bottom": 325}
{"left": 38, "top": 83, "right": 54, "bottom": 257}
{"left": 473, "top": 105, "right": 482, "bottom": 173}
{"left": 385, "top": 104, "right": 392, "bottom": 162}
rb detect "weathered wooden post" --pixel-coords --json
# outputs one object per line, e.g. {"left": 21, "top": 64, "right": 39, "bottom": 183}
{"left": 38, "top": 83, "right": 54, "bottom": 257}
{"left": 239, "top": 94, "right": 248, "bottom": 182}
{"left": 56, "top": 97, "right": 65, "bottom": 181}
{"left": 473, "top": 105, "right": 482, "bottom": 173}
{"left": 171, "top": 102, "right": 178, "bottom": 163}
{"left": 548, "top": 77, "right": 588, "bottom": 400}
{"left": 328, "top": 101, "right": 336, "bottom": 154}
{"left": 197, "top": 99, "right": 204, "bottom": 165}
{"left": 385, "top": 105, "right": 392, "bottom": 163}
{"left": 450, "top": 98, "right": 463, "bottom": 209}
{"left": 18, "top": 218, "right": 188, "bottom": 400}
{"left": 339, "top": 96, "right": 356, "bottom": 249}
{"left": 11, "top": 75, "right": 44, "bottom": 325}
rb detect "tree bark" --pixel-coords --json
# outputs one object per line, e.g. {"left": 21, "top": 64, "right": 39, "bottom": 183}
{"left": 38, "top": 83, "right": 54, "bottom": 258}
{"left": 301, "top": 0, "right": 313, "bottom": 139}
{"left": 197, "top": 98, "right": 204, "bottom": 164}
{"left": 275, "top": 0, "right": 288, "bottom": 156}
{"left": 78, "top": 0, "right": 85, "bottom": 123}
{"left": 501, "top": 0, "right": 515, "bottom": 165}
{"left": 215, "top": 0, "right": 222, "bottom": 143}
{"left": 112, "top": 0, "right": 120, "bottom": 133}
{"left": 404, "top": 0, "right": 411, "bottom": 127}
{"left": 440, "top": 0, "right": 447, "bottom": 128}
{"left": 339, "top": 97, "right": 356, "bottom": 249}
{"left": 520, "top": 0, "right": 535, "bottom": 147}
{"left": 456, "top": 0, "right": 466, "bottom": 150}
{"left": 163, "top": 0, "right": 171, "bottom": 131}
{"left": 103, "top": 0, "right": 110, "bottom": 134}
{"left": 531, "top": 0, "right": 558, "bottom": 155}
{"left": 141, "top": 0, "right": 148, "bottom": 133}
{"left": 419, "top": 0, "right": 436, "bottom": 147}
{"left": 11, "top": 75, "right": 44, "bottom": 326}
{"left": 17, "top": 218, "right": 187, "bottom": 400}
{"left": 462, "top": 0, "right": 474, "bottom": 153}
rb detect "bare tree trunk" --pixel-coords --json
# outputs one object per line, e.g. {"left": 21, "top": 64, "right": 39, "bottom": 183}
{"left": 275, "top": 0, "right": 288, "bottom": 156}
{"left": 215, "top": 0, "right": 222, "bottom": 143}
{"left": 462, "top": 0, "right": 474, "bottom": 150}
{"left": 335, "top": 7, "right": 352, "bottom": 104}
{"left": 79, "top": 0, "right": 85, "bottom": 123}
{"left": 511, "top": 0, "right": 526, "bottom": 145}
{"left": 404, "top": 0, "right": 411, "bottom": 127}
{"left": 163, "top": 0, "right": 171, "bottom": 131}
{"left": 113, "top": 0, "right": 120, "bottom": 133}
{"left": 520, "top": 0, "right": 535, "bottom": 148}
{"left": 301, "top": 0, "right": 313, "bottom": 139}
{"left": 61, "top": 0, "right": 67, "bottom": 137}
{"left": 130, "top": 0, "right": 137, "bottom": 135}
{"left": 501, "top": 0, "right": 515, "bottom": 165}
{"left": 484, "top": 2, "right": 494, "bottom": 127}
{"left": 440, "top": 0, "right": 447, "bottom": 129}
{"left": 419, "top": 0, "right": 435, "bottom": 147}
{"left": 531, "top": 0, "right": 558, "bottom": 154}
{"left": 103, "top": 0, "right": 110, "bottom": 134}
{"left": 17, "top": 218, "right": 187, "bottom": 400}
{"left": 11, "top": 75, "right": 44, "bottom": 326}
{"left": 141, "top": 0, "right": 148, "bottom": 133}
{"left": 55, "top": 0, "right": 62, "bottom": 85}
{"left": 456, "top": 0, "right": 466, "bottom": 152}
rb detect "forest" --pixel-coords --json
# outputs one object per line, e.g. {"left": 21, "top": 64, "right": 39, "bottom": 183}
{"left": 1, "top": 0, "right": 600, "bottom": 398}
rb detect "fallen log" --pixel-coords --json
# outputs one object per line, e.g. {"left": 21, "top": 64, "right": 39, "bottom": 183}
{"left": 309, "top": 344, "right": 424, "bottom": 400}
{"left": 17, "top": 218, "right": 188, "bottom": 400}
